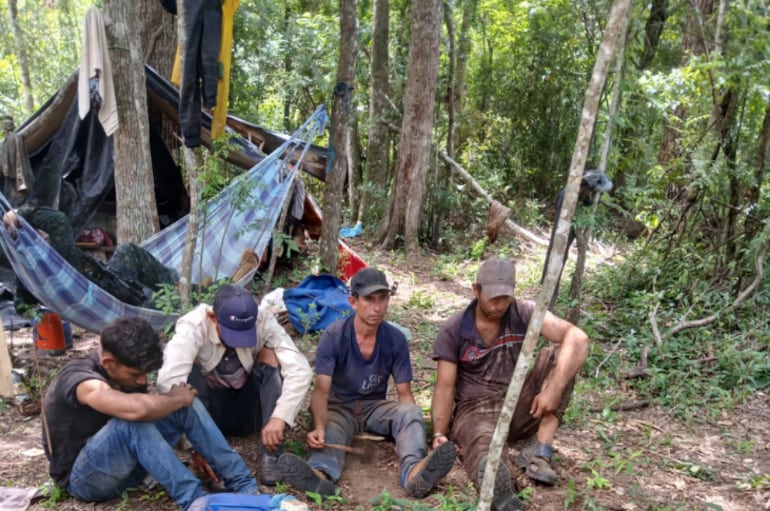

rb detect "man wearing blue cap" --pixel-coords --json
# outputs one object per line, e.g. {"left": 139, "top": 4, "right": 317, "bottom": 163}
{"left": 157, "top": 284, "right": 312, "bottom": 486}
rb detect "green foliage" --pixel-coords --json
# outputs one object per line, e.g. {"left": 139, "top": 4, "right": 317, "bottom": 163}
{"left": 367, "top": 487, "right": 475, "bottom": 511}
{"left": 37, "top": 481, "right": 70, "bottom": 509}
{"left": 408, "top": 290, "right": 436, "bottom": 309}
{"left": 305, "top": 488, "right": 347, "bottom": 509}
{"left": 582, "top": 238, "right": 770, "bottom": 420}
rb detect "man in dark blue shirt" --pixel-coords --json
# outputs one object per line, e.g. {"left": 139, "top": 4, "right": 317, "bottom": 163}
{"left": 277, "top": 268, "right": 456, "bottom": 498}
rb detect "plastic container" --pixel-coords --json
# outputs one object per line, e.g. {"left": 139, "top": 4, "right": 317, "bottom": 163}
{"left": 33, "top": 310, "right": 66, "bottom": 356}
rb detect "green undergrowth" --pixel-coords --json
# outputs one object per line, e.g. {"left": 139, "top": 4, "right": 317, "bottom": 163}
{"left": 578, "top": 242, "right": 769, "bottom": 421}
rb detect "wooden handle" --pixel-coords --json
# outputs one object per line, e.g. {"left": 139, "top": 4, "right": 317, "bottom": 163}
{"left": 323, "top": 442, "right": 363, "bottom": 454}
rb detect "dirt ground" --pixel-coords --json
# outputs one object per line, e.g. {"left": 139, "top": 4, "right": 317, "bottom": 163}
{"left": 1, "top": 242, "right": 768, "bottom": 510}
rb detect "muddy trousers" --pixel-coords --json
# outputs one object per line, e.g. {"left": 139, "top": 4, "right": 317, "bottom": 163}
{"left": 450, "top": 346, "right": 575, "bottom": 484}
{"left": 308, "top": 399, "right": 427, "bottom": 488}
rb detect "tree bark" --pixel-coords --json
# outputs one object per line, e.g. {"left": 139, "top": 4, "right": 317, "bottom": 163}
{"left": 476, "top": 1, "right": 631, "bottom": 508}
{"left": 380, "top": 0, "right": 442, "bottom": 254}
{"left": 139, "top": 0, "right": 177, "bottom": 78}
{"left": 8, "top": 0, "right": 35, "bottom": 115}
{"left": 174, "top": 0, "right": 200, "bottom": 307}
{"left": 104, "top": 0, "right": 159, "bottom": 244}
{"left": 362, "top": 0, "right": 390, "bottom": 224}
{"left": 319, "top": 0, "right": 357, "bottom": 273}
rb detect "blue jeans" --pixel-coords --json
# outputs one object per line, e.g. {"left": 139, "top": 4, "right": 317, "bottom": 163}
{"left": 309, "top": 400, "right": 427, "bottom": 487}
{"left": 68, "top": 399, "right": 257, "bottom": 510}
{"left": 189, "top": 362, "right": 282, "bottom": 449}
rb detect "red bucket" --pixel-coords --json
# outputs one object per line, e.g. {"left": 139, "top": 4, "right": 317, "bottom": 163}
{"left": 33, "top": 311, "right": 66, "bottom": 356}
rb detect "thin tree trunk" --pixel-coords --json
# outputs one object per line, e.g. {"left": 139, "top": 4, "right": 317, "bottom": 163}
{"left": 319, "top": 0, "right": 357, "bottom": 273}
{"left": 429, "top": 1, "right": 456, "bottom": 247}
{"left": 104, "top": 0, "right": 159, "bottom": 244}
{"left": 362, "top": 0, "right": 390, "bottom": 224}
{"left": 175, "top": 0, "right": 200, "bottom": 307}
{"left": 380, "top": 0, "right": 442, "bottom": 254}
{"left": 569, "top": 5, "right": 629, "bottom": 322}
{"left": 477, "top": 1, "right": 631, "bottom": 508}
{"left": 8, "top": 0, "right": 35, "bottom": 115}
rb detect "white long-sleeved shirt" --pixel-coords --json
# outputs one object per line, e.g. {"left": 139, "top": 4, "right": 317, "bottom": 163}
{"left": 156, "top": 303, "right": 312, "bottom": 427}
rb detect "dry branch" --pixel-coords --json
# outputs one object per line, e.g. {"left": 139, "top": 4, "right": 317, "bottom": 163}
{"left": 649, "top": 234, "right": 769, "bottom": 343}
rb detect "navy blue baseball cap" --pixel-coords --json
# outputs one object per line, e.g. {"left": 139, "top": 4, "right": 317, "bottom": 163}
{"left": 213, "top": 284, "right": 258, "bottom": 348}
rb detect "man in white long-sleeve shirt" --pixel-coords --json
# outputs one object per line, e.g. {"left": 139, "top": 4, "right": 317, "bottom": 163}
{"left": 157, "top": 284, "right": 312, "bottom": 487}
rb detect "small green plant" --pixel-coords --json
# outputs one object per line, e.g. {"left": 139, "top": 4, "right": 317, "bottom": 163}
{"left": 586, "top": 469, "right": 611, "bottom": 489}
{"left": 737, "top": 473, "right": 770, "bottom": 490}
{"left": 563, "top": 477, "right": 579, "bottom": 509}
{"left": 284, "top": 438, "right": 307, "bottom": 457}
{"left": 408, "top": 290, "right": 436, "bottom": 309}
{"left": 37, "top": 481, "right": 70, "bottom": 508}
{"left": 305, "top": 488, "right": 347, "bottom": 508}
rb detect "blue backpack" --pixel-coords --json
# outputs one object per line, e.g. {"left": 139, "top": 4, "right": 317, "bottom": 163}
{"left": 283, "top": 274, "right": 353, "bottom": 334}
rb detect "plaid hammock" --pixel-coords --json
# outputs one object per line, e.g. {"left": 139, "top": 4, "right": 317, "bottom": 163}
{"left": 0, "top": 105, "right": 328, "bottom": 332}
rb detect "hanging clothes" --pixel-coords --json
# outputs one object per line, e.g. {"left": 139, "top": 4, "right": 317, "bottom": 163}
{"left": 211, "top": 0, "right": 240, "bottom": 139}
{"left": 177, "top": 0, "right": 222, "bottom": 148}
{"left": 78, "top": 7, "right": 118, "bottom": 137}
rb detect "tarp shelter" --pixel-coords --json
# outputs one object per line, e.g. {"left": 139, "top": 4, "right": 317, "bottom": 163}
{"left": 0, "top": 64, "right": 328, "bottom": 231}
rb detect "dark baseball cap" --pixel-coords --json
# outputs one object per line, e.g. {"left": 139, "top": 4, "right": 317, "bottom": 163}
{"left": 350, "top": 268, "right": 391, "bottom": 297}
{"left": 476, "top": 258, "right": 516, "bottom": 298}
{"left": 212, "top": 284, "right": 258, "bottom": 348}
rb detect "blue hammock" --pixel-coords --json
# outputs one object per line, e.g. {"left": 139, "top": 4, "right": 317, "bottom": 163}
{"left": 0, "top": 106, "right": 328, "bottom": 332}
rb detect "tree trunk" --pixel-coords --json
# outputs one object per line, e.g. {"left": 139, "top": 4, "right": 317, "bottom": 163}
{"left": 476, "top": 1, "right": 631, "bottom": 508}
{"left": 139, "top": 0, "right": 177, "bottom": 78}
{"left": 362, "top": 0, "right": 390, "bottom": 224}
{"left": 173, "top": 0, "right": 201, "bottom": 308}
{"left": 104, "top": 0, "right": 159, "bottom": 244}
{"left": 380, "top": 0, "right": 442, "bottom": 254}
{"left": 8, "top": 0, "right": 35, "bottom": 115}
{"left": 429, "top": 1, "right": 456, "bottom": 247}
{"left": 568, "top": 5, "right": 629, "bottom": 321}
{"left": 319, "top": 0, "right": 357, "bottom": 274}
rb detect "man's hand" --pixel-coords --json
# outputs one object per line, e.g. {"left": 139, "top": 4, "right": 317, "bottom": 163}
{"left": 261, "top": 417, "right": 286, "bottom": 451}
{"left": 167, "top": 382, "right": 197, "bottom": 407}
{"left": 529, "top": 384, "right": 563, "bottom": 418}
{"left": 306, "top": 428, "right": 325, "bottom": 449}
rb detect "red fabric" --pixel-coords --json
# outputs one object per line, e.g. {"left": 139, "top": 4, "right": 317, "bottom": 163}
{"left": 76, "top": 227, "right": 113, "bottom": 247}
{"left": 338, "top": 240, "right": 367, "bottom": 281}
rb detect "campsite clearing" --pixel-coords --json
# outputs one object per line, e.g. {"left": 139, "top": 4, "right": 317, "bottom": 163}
{"left": 1, "top": 240, "right": 768, "bottom": 511}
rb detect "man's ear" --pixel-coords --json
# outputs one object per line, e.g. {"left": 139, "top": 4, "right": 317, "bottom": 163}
{"left": 348, "top": 294, "right": 358, "bottom": 309}
{"left": 472, "top": 284, "right": 481, "bottom": 299}
{"left": 207, "top": 310, "right": 217, "bottom": 322}
{"left": 101, "top": 350, "right": 117, "bottom": 374}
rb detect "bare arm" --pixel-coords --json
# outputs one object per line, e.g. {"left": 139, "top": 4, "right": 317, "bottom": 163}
{"left": 76, "top": 379, "right": 196, "bottom": 422}
{"left": 394, "top": 382, "right": 416, "bottom": 405}
{"left": 430, "top": 359, "right": 457, "bottom": 448}
{"left": 531, "top": 311, "right": 589, "bottom": 417}
{"left": 307, "top": 374, "right": 332, "bottom": 449}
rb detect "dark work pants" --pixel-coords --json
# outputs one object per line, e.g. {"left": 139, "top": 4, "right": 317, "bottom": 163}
{"left": 188, "top": 362, "right": 282, "bottom": 453}
{"left": 179, "top": 0, "right": 222, "bottom": 147}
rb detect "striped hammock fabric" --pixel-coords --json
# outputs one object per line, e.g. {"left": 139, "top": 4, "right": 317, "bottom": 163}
{"left": 0, "top": 105, "right": 328, "bottom": 332}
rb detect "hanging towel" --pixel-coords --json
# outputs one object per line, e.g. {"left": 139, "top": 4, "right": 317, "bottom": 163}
{"left": 78, "top": 7, "right": 118, "bottom": 136}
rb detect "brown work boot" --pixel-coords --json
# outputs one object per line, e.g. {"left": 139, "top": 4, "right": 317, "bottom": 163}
{"left": 477, "top": 455, "right": 525, "bottom": 511}
{"left": 404, "top": 441, "right": 456, "bottom": 498}
{"left": 277, "top": 453, "right": 336, "bottom": 495}
{"left": 514, "top": 441, "right": 558, "bottom": 485}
